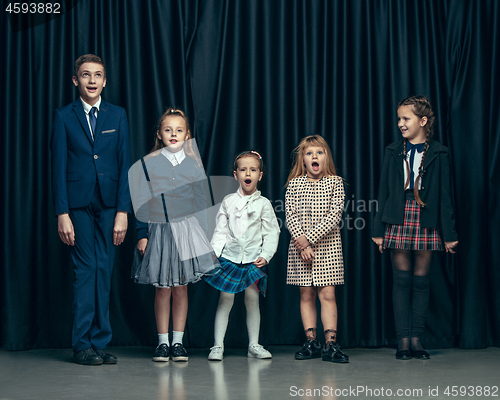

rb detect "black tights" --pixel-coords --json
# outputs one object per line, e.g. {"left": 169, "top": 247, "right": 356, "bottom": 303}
{"left": 391, "top": 249, "right": 432, "bottom": 352}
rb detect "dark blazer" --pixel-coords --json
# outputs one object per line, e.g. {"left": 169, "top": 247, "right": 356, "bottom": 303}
{"left": 372, "top": 139, "right": 458, "bottom": 242}
{"left": 51, "top": 99, "right": 131, "bottom": 215}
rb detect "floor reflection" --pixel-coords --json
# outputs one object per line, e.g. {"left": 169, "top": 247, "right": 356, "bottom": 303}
{"left": 156, "top": 361, "right": 188, "bottom": 400}
{"left": 208, "top": 358, "right": 272, "bottom": 400}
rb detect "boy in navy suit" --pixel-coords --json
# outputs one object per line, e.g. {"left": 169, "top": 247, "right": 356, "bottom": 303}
{"left": 51, "top": 54, "right": 131, "bottom": 365}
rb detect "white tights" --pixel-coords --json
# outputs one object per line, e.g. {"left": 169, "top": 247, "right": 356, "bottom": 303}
{"left": 213, "top": 283, "right": 261, "bottom": 347}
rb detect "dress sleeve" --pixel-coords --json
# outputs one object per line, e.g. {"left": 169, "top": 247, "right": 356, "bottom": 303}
{"left": 305, "top": 176, "right": 345, "bottom": 245}
{"left": 50, "top": 109, "right": 69, "bottom": 216}
{"left": 210, "top": 198, "right": 229, "bottom": 258}
{"left": 191, "top": 165, "right": 209, "bottom": 234}
{"left": 258, "top": 200, "right": 281, "bottom": 263}
{"left": 438, "top": 151, "right": 458, "bottom": 242}
{"left": 285, "top": 180, "right": 306, "bottom": 239}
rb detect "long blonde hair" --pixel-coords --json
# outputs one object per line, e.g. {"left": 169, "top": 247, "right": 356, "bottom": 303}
{"left": 286, "top": 135, "right": 337, "bottom": 186}
{"left": 151, "top": 108, "right": 201, "bottom": 167}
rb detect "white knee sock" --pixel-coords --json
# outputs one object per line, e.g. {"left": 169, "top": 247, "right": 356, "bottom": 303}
{"left": 158, "top": 333, "right": 169, "bottom": 346}
{"left": 245, "top": 285, "right": 261, "bottom": 346}
{"left": 172, "top": 331, "right": 184, "bottom": 345}
{"left": 213, "top": 291, "right": 235, "bottom": 346}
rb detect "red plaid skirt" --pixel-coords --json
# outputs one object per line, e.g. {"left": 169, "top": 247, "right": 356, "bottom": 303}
{"left": 383, "top": 199, "right": 444, "bottom": 251}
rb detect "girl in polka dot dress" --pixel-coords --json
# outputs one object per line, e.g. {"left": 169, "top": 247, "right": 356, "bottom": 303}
{"left": 285, "top": 135, "right": 349, "bottom": 363}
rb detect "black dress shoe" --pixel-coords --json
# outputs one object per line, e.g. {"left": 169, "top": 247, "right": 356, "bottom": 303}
{"left": 171, "top": 343, "right": 189, "bottom": 362}
{"left": 94, "top": 349, "right": 118, "bottom": 364}
{"left": 412, "top": 349, "right": 430, "bottom": 359}
{"left": 73, "top": 348, "right": 103, "bottom": 365}
{"left": 395, "top": 349, "right": 412, "bottom": 360}
{"left": 295, "top": 339, "right": 322, "bottom": 360}
{"left": 322, "top": 342, "right": 349, "bottom": 363}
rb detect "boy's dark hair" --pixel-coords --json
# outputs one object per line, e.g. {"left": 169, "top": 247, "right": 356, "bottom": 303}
{"left": 73, "top": 54, "right": 106, "bottom": 77}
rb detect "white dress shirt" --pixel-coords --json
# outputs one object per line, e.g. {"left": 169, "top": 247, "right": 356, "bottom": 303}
{"left": 211, "top": 189, "right": 280, "bottom": 264}
{"left": 80, "top": 96, "right": 102, "bottom": 139}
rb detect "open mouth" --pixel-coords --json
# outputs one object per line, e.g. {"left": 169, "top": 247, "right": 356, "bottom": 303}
{"left": 87, "top": 86, "right": 97, "bottom": 92}
{"left": 312, "top": 162, "right": 319, "bottom": 171}
{"left": 170, "top": 139, "right": 178, "bottom": 144}
{"left": 244, "top": 179, "right": 252, "bottom": 185}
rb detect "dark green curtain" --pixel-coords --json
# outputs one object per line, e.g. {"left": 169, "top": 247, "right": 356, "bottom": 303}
{"left": 1, "top": 0, "right": 498, "bottom": 351}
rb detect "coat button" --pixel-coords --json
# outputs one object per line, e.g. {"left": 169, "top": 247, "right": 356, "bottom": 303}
{"left": 421, "top": 186, "right": 425, "bottom": 190}
{"left": 94, "top": 155, "right": 99, "bottom": 159}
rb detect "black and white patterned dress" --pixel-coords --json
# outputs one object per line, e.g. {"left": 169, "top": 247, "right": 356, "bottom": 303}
{"left": 285, "top": 175, "right": 345, "bottom": 286}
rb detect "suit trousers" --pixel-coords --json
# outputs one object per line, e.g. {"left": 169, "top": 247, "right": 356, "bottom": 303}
{"left": 70, "top": 184, "right": 116, "bottom": 352}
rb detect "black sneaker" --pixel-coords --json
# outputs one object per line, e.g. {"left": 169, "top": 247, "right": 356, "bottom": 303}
{"left": 171, "top": 343, "right": 189, "bottom": 362}
{"left": 295, "top": 339, "right": 322, "bottom": 360}
{"left": 94, "top": 349, "right": 117, "bottom": 364}
{"left": 153, "top": 344, "right": 169, "bottom": 362}
{"left": 73, "top": 348, "right": 103, "bottom": 365}
{"left": 322, "top": 342, "right": 349, "bottom": 363}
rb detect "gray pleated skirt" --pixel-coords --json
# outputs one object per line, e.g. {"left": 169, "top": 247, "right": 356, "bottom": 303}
{"left": 132, "top": 217, "right": 220, "bottom": 287}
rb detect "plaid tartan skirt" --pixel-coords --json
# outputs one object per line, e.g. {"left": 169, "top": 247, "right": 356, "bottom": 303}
{"left": 204, "top": 257, "right": 268, "bottom": 296}
{"left": 383, "top": 198, "right": 444, "bottom": 251}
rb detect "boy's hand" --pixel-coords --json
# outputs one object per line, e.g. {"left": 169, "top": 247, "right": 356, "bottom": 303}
{"left": 113, "top": 212, "right": 128, "bottom": 245}
{"left": 372, "top": 237, "right": 384, "bottom": 253}
{"left": 294, "top": 235, "right": 310, "bottom": 251}
{"left": 300, "top": 247, "right": 315, "bottom": 263}
{"left": 253, "top": 257, "right": 268, "bottom": 268}
{"left": 58, "top": 213, "right": 75, "bottom": 246}
{"left": 137, "top": 238, "right": 148, "bottom": 255}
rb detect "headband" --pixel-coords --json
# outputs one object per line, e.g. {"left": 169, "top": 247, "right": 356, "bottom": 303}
{"left": 233, "top": 150, "right": 263, "bottom": 170}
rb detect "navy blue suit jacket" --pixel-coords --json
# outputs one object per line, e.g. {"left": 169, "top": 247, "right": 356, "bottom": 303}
{"left": 51, "top": 98, "right": 131, "bottom": 215}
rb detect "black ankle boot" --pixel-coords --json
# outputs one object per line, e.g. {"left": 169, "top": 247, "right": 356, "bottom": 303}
{"left": 322, "top": 342, "right": 349, "bottom": 363}
{"left": 295, "top": 339, "right": 322, "bottom": 360}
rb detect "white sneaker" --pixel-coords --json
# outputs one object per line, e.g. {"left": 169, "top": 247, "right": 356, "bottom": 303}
{"left": 247, "top": 344, "right": 272, "bottom": 359}
{"left": 208, "top": 345, "right": 224, "bottom": 361}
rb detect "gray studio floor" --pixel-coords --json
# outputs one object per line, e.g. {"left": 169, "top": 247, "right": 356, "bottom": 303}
{"left": 1, "top": 346, "right": 499, "bottom": 400}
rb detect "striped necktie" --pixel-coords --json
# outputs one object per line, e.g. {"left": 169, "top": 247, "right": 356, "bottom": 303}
{"left": 89, "top": 106, "right": 97, "bottom": 140}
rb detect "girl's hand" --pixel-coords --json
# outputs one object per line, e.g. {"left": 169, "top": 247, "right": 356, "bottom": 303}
{"left": 58, "top": 213, "right": 75, "bottom": 246}
{"left": 137, "top": 238, "right": 148, "bottom": 255}
{"left": 253, "top": 257, "right": 268, "bottom": 268}
{"left": 444, "top": 241, "right": 458, "bottom": 253}
{"left": 372, "top": 237, "right": 384, "bottom": 253}
{"left": 301, "top": 247, "right": 315, "bottom": 263}
{"left": 294, "top": 235, "right": 310, "bottom": 251}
